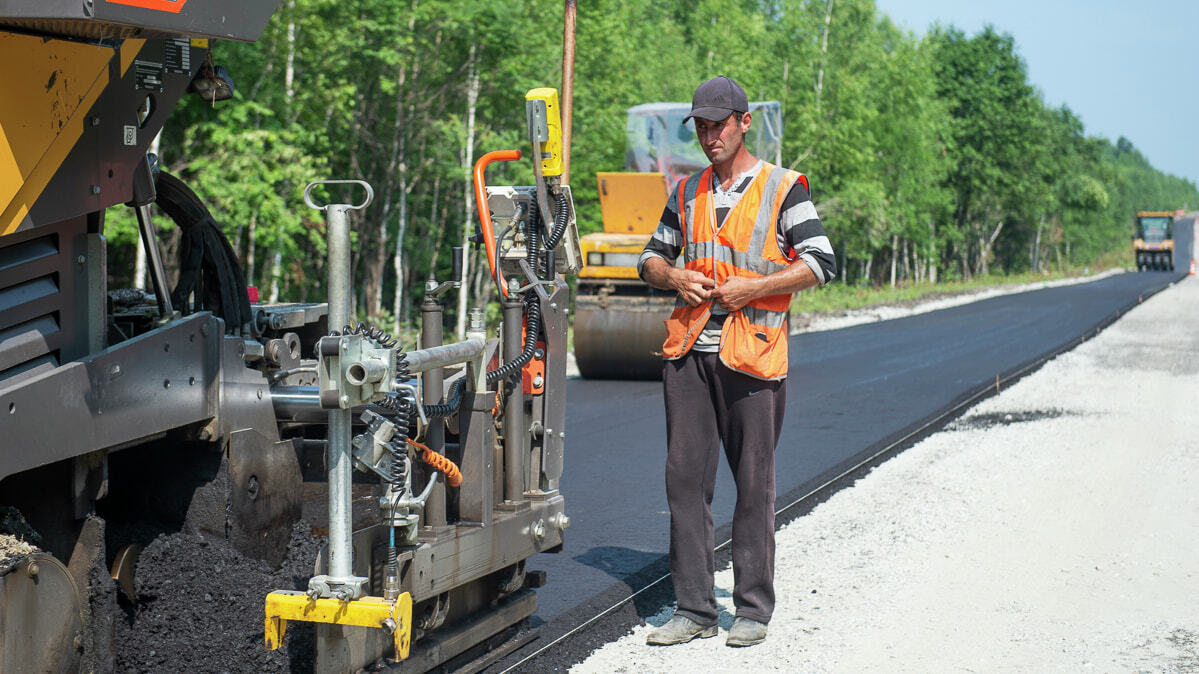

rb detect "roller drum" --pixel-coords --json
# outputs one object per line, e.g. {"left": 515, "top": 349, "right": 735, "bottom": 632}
{"left": 573, "top": 293, "right": 673, "bottom": 380}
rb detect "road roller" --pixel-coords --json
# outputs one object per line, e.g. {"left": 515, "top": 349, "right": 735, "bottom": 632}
{"left": 574, "top": 101, "right": 783, "bottom": 379}
{"left": 1134, "top": 210, "right": 1176, "bottom": 271}
{"left": 0, "top": 2, "right": 581, "bottom": 670}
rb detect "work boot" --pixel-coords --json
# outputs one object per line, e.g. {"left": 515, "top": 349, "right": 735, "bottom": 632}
{"left": 726, "top": 617, "right": 768, "bottom": 647}
{"left": 645, "top": 615, "right": 718, "bottom": 646}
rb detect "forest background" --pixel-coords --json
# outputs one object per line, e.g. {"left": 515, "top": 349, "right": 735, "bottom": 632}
{"left": 105, "top": 0, "right": 1199, "bottom": 338}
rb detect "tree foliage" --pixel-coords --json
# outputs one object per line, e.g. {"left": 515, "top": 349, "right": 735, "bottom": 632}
{"left": 107, "top": 0, "right": 1199, "bottom": 325}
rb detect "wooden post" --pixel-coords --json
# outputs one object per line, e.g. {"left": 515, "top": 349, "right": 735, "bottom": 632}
{"left": 561, "top": 0, "right": 576, "bottom": 184}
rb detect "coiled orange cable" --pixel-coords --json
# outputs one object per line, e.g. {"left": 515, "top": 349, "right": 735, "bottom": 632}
{"left": 408, "top": 439, "right": 462, "bottom": 488}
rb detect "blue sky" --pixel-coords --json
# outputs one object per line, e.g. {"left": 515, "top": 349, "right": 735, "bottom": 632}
{"left": 873, "top": 0, "right": 1199, "bottom": 187}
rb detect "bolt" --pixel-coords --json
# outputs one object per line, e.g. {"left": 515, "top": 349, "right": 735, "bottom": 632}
{"left": 256, "top": 388, "right": 263, "bottom": 400}
{"left": 550, "top": 302, "right": 557, "bottom": 310}
{"left": 89, "top": 185, "right": 100, "bottom": 195}
{"left": 246, "top": 475, "right": 260, "bottom": 501}
{"left": 468, "top": 307, "right": 486, "bottom": 331}
{"left": 533, "top": 374, "right": 544, "bottom": 388}
{"left": 26, "top": 561, "right": 39, "bottom": 578}
{"left": 534, "top": 348, "right": 545, "bottom": 359}
{"left": 559, "top": 431, "right": 566, "bottom": 439}
{"left": 530, "top": 519, "right": 546, "bottom": 542}
{"left": 90, "top": 116, "right": 100, "bottom": 126}
{"left": 200, "top": 323, "right": 210, "bottom": 337}
{"left": 341, "top": 341, "right": 348, "bottom": 351}
{"left": 340, "top": 394, "right": 350, "bottom": 406}
{"left": 553, "top": 513, "right": 571, "bottom": 530}
{"left": 109, "top": 363, "right": 122, "bottom": 378}
{"left": 76, "top": 255, "right": 86, "bottom": 265}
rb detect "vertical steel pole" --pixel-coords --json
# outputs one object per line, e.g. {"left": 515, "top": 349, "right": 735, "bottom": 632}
{"left": 502, "top": 291, "right": 526, "bottom": 501}
{"left": 421, "top": 289, "right": 447, "bottom": 527}
{"left": 325, "top": 203, "right": 353, "bottom": 580}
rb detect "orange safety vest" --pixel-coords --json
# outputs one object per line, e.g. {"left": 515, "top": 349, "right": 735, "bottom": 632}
{"left": 661, "top": 162, "right": 807, "bottom": 381}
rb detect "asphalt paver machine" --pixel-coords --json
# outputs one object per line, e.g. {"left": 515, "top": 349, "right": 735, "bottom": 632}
{"left": 0, "top": 1, "right": 579, "bottom": 670}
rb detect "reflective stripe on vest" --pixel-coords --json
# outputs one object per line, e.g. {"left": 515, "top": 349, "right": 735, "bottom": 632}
{"left": 661, "top": 162, "right": 803, "bottom": 380}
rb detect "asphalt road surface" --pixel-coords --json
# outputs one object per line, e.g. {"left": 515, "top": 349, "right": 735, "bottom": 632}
{"left": 529, "top": 270, "right": 1184, "bottom": 628}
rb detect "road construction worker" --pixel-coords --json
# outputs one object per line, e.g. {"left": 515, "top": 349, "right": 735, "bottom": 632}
{"left": 638, "top": 75, "right": 837, "bottom": 647}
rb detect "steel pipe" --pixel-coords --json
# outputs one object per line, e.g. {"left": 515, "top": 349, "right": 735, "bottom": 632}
{"left": 402, "top": 338, "right": 486, "bottom": 375}
{"left": 305, "top": 179, "right": 372, "bottom": 593}
{"left": 421, "top": 294, "right": 447, "bottom": 528}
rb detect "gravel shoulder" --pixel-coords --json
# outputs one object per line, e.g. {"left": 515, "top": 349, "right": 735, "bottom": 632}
{"left": 572, "top": 274, "right": 1198, "bottom": 673}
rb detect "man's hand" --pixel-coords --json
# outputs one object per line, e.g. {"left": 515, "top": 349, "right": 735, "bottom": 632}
{"left": 710, "top": 276, "right": 759, "bottom": 312}
{"left": 671, "top": 269, "right": 716, "bottom": 306}
{"left": 641, "top": 257, "right": 715, "bottom": 306}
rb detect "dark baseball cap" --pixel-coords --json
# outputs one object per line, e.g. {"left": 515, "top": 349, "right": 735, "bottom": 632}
{"left": 684, "top": 76, "right": 749, "bottom": 123}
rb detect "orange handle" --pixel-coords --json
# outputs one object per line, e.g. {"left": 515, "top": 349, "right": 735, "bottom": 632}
{"left": 473, "top": 149, "right": 522, "bottom": 297}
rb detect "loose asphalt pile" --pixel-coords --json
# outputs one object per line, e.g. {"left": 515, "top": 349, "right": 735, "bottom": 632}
{"left": 116, "top": 520, "right": 323, "bottom": 673}
{"left": 572, "top": 275, "right": 1199, "bottom": 673}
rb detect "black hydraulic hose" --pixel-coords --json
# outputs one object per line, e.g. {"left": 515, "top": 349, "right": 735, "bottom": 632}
{"left": 526, "top": 199, "right": 542, "bottom": 277}
{"left": 486, "top": 292, "right": 540, "bottom": 385}
{"left": 424, "top": 290, "right": 539, "bottom": 418}
{"left": 425, "top": 379, "right": 464, "bottom": 418}
{"left": 544, "top": 189, "right": 570, "bottom": 251}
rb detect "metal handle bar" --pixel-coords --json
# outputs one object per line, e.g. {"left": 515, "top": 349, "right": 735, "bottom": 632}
{"left": 472, "top": 150, "right": 522, "bottom": 297}
{"left": 304, "top": 179, "right": 374, "bottom": 211}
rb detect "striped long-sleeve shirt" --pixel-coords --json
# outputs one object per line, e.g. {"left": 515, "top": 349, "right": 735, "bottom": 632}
{"left": 638, "top": 160, "right": 837, "bottom": 350}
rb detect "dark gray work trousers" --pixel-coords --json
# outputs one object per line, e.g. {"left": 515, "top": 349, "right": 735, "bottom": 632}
{"left": 663, "top": 350, "right": 786, "bottom": 626}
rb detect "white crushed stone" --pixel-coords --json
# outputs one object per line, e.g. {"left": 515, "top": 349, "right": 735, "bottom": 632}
{"left": 572, "top": 274, "right": 1199, "bottom": 673}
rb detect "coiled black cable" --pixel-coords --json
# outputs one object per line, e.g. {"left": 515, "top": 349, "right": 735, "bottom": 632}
{"left": 526, "top": 199, "right": 542, "bottom": 279}
{"left": 424, "top": 379, "right": 464, "bottom": 418}
{"left": 486, "top": 292, "right": 540, "bottom": 385}
{"left": 545, "top": 190, "right": 570, "bottom": 251}
{"left": 343, "top": 320, "right": 400, "bottom": 349}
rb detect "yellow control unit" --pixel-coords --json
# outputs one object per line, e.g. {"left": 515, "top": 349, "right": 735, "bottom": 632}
{"left": 524, "top": 88, "right": 563, "bottom": 177}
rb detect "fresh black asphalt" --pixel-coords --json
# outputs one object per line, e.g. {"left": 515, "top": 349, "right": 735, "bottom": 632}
{"left": 529, "top": 271, "right": 1184, "bottom": 634}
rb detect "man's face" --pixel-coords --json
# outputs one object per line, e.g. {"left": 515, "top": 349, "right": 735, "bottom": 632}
{"left": 694, "top": 112, "right": 752, "bottom": 165}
